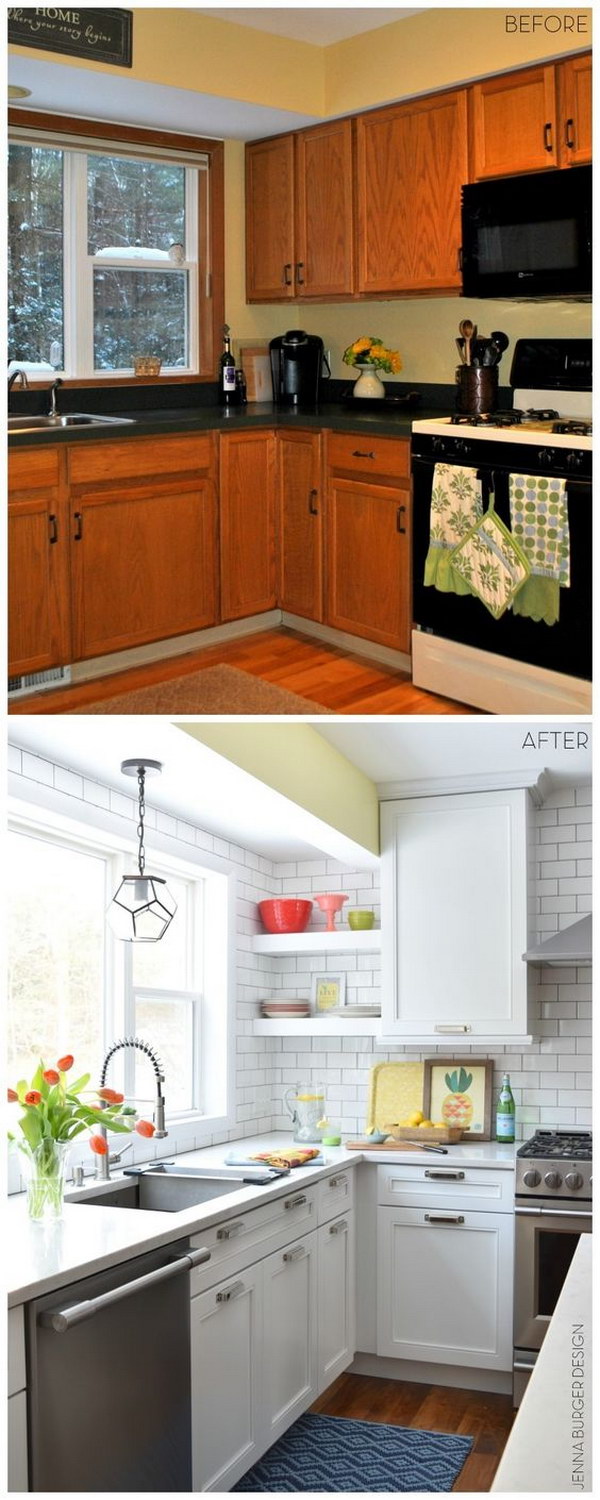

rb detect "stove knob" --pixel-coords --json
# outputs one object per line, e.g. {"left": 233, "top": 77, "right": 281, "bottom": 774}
{"left": 522, "top": 1169, "right": 541, "bottom": 1188}
{"left": 544, "top": 1170, "right": 562, "bottom": 1190}
{"left": 565, "top": 1172, "right": 584, "bottom": 1191}
{"left": 454, "top": 439, "right": 469, "bottom": 457}
{"left": 432, "top": 437, "right": 445, "bottom": 456}
{"left": 566, "top": 450, "right": 583, "bottom": 470}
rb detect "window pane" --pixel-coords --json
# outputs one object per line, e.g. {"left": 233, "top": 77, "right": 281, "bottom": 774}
{"left": 87, "top": 154, "right": 185, "bottom": 255}
{"left": 8, "top": 145, "right": 64, "bottom": 367}
{"left": 93, "top": 268, "right": 188, "bottom": 368}
{"left": 134, "top": 998, "right": 194, "bottom": 1113}
{"left": 7, "top": 832, "right": 106, "bottom": 1084}
{"left": 132, "top": 875, "right": 190, "bottom": 989}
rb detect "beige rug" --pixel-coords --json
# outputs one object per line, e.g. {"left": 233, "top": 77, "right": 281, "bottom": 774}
{"left": 71, "top": 664, "right": 333, "bottom": 716}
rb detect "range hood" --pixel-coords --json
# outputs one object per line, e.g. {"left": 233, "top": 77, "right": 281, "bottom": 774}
{"left": 523, "top": 914, "right": 592, "bottom": 967}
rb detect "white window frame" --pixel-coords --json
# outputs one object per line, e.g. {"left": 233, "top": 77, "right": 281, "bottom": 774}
{"left": 9, "top": 136, "right": 204, "bottom": 378}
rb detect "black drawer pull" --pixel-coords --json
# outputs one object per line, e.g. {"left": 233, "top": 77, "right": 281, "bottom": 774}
{"left": 48, "top": 513, "right": 58, "bottom": 544}
{"left": 308, "top": 488, "right": 319, "bottom": 515}
{"left": 543, "top": 121, "right": 553, "bottom": 152}
{"left": 396, "top": 505, "right": 407, "bottom": 534}
{"left": 283, "top": 263, "right": 292, "bottom": 286}
{"left": 565, "top": 117, "right": 575, "bottom": 149}
{"left": 352, "top": 449, "right": 375, "bottom": 459}
{"left": 296, "top": 262, "right": 305, "bottom": 285}
{"left": 73, "top": 512, "right": 83, "bottom": 541}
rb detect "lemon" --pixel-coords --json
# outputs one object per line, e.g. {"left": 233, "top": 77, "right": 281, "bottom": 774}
{"left": 408, "top": 1110, "right": 424, "bottom": 1126}
{"left": 419, "top": 1120, "right": 435, "bottom": 1128}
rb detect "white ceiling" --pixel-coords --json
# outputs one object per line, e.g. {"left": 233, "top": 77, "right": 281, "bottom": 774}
{"left": 315, "top": 722, "right": 593, "bottom": 790}
{"left": 193, "top": 9, "right": 422, "bottom": 46}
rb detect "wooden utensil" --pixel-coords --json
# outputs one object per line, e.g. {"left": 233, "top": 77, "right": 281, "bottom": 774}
{"left": 459, "top": 319, "right": 476, "bottom": 366}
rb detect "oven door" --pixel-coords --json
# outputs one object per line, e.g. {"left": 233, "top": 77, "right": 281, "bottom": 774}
{"left": 514, "top": 1202, "right": 592, "bottom": 1354}
{"left": 412, "top": 459, "right": 592, "bottom": 680}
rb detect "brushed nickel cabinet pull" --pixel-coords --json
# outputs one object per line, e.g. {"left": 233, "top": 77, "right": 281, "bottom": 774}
{"left": 425, "top": 1212, "right": 465, "bottom": 1225}
{"left": 329, "top": 1219, "right": 348, "bottom": 1235}
{"left": 434, "top": 1024, "right": 471, "bottom": 1033}
{"left": 283, "top": 1245, "right": 305, "bottom": 1263}
{"left": 284, "top": 1193, "right": 307, "bottom": 1211}
{"left": 216, "top": 1220, "right": 245, "bottom": 1241}
{"left": 425, "top": 1169, "right": 465, "bottom": 1181}
{"left": 544, "top": 122, "right": 553, "bottom": 152}
{"left": 328, "top": 1175, "right": 346, "bottom": 1190}
{"left": 216, "top": 1280, "right": 245, "bottom": 1303}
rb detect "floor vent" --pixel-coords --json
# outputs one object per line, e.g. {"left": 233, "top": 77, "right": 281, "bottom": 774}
{"left": 8, "top": 666, "right": 72, "bottom": 698}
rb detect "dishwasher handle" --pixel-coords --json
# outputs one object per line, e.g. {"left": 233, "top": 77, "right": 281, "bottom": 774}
{"left": 38, "top": 1245, "right": 211, "bottom": 1332}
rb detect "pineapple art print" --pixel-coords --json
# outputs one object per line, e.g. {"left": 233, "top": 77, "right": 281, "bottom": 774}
{"left": 441, "top": 1067, "right": 475, "bottom": 1130}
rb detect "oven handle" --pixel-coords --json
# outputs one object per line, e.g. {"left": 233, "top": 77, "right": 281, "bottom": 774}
{"left": 515, "top": 1205, "right": 592, "bottom": 1220}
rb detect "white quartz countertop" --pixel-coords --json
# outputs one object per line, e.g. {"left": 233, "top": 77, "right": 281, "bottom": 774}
{"left": 492, "top": 1235, "right": 592, "bottom": 1493}
{"left": 6, "top": 1133, "right": 515, "bottom": 1306}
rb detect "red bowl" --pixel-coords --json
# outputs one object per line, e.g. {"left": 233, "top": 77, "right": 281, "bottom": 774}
{"left": 258, "top": 899, "right": 313, "bottom": 934}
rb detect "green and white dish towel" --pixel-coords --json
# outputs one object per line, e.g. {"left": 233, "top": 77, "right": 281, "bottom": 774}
{"left": 424, "top": 463, "right": 483, "bottom": 594}
{"left": 450, "top": 501, "right": 531, "bottom": 620}
{"left": 509, "top": 473, "right": 570, "bottom": 627}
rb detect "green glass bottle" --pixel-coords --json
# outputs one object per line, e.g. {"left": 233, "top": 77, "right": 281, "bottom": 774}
{"left": 495, "top": 1072, "right": 515, "bottom": 1143}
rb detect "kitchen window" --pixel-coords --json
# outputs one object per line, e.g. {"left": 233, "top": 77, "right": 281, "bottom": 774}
{"left": 7, "top": 819, "right": 230, "bottom": 1125}
{"left": 8, "top": 114, "right": 224, "bottom": 381}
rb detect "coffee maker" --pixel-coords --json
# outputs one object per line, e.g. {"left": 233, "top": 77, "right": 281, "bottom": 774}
{"left": 269, "top": 329, "right": 324, "bottom": 407}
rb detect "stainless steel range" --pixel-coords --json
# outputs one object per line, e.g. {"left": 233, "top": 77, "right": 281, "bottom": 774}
{"left": 411, "top": 338, "right": 592, "bottom": 714}
{"left": 513, "top": 1129, "right": 592, "bottom": 1405}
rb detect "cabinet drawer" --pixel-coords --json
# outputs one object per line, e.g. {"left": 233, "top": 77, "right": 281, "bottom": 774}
{"left": 189, "top": 1185, "right": 318, "bottom": 1293}
{"left": 377, "top": 1162, "right": 514, "bottom": 1213}
{"left": 327, "top": 432, "right": 410, "bottom": 482}
{"left": 9, "top": 447, "right": 60, "bottom": 493}
{"left": 317, "top": 1169, "right": 354, "bottom": 1224}
{"left": 8, "top": 1307, "right": 26, "bottom": 1396}
{"left": 68, "top": 433, "right": 215, "bottom": 485}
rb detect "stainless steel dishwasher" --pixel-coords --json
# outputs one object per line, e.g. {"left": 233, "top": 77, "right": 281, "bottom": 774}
{"left": 27, "top": 1238, "right": 210, "bottom": 1491}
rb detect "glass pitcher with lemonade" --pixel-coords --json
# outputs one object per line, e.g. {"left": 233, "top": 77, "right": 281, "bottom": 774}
{"left": 284, "top": 1083, "right": 327, "bottom": 1143}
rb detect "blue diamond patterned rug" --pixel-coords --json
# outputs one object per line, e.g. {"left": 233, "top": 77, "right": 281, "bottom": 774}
{"left": 232, "top": 1411, "right": 473, "bottom": 1492}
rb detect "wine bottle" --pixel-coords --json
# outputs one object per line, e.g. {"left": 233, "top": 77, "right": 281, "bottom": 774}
{"left": 219, "top": 324, "right": 236, "bottom": 406}
{"left": 495, "top": 1072, "right": 515, "bottom": 1143}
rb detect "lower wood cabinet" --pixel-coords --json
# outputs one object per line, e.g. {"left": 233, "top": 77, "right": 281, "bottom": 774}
{"left": 220, "top": 430, "right": 277, "bottom": 620}
{"left": 8, "top": 447, "right": 71, "bottom": 678}
{"left": 325, "top": 434, "right": 412, "bottom": 652}
{"left": 278, "top": 429, "right": 323, "bottom": 621}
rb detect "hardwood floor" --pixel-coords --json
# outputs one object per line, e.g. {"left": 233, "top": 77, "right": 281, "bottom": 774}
{"left": 311, "top": 1372, "right": 515, "bottom": 1492}
{"left": 8, "top": 627, "right": 478, "bottom": 715}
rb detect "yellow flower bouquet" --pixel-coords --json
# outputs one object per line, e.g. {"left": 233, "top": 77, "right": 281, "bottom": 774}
{"left": 342, "top": 336, "right": 402, "bottom": 375}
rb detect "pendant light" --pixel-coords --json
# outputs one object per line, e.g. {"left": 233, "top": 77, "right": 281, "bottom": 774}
{"left": 106, "top": 759, "right": 177, "bottom": 942}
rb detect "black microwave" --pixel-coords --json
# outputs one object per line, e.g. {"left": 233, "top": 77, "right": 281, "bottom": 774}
{"left": 461, "top": 165, "right": 592, "bottom": 299}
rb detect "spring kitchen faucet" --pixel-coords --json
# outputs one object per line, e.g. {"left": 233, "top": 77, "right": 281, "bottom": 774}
{"left": 95, "top": 1036, "right": 168, "bottom": 1180}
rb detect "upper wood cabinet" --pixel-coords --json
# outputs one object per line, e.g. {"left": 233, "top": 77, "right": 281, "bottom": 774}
{"left": 355, "top": 89, "right": 468, "bottom": 295}
{"left": 246, "top": 118, "right": 355, "bottom": 302}
{"left": 470, "top": 55, "right": 592, "bottom": 178}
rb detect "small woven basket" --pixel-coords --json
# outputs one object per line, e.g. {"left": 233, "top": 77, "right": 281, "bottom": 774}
{"left": 133, "top": 355, "right": 162, "bottom": 377}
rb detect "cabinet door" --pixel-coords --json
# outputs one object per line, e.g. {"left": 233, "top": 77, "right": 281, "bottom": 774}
{"left": 317, "top": 1213, "right": 356, "bottom": 1394}
{"left": 8, "top": 495, "right": 71, "bottom": 675}
{"left": 262, "top": 1235, "right": 317, "bottom": 1446}
{"left": 326, "top": 477, "right": 411, "bottom": 650}
{"left": 295, "top": 118, "right": 354, "bottom": 297}
{"left": 246, "top": 136, "right": 295, "bottom": 301}
{"left": 220, "top": 430, "right": 277, "bottom": 620}
{"left": 470, "top": 65, "right": 558, "bottom": 177}
{"left": 377, "top": 1205, "right": 513, "bottom": 1371}
{"left": 558, "top": 54, "right": 592, "bottom": 166}
{"left": 356, "top": 90, "right": 467, "bottom": 293}
{"left": 7, "top": 1392, "right": 28, "bottom": 1492}
{"left": 69, "top": 476, "right": 218, "bottom": 660}
{"left": 191, "top": 1268, "right": 262, "bottom": 1493}
{"left": 278, "top": 429, "right": 323, "bottom": 620}
{"left": 380, "top": 790, "right": 531, "bottom": 1041}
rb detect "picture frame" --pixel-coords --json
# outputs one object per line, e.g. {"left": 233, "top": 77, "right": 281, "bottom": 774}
{"left": 311, "top": 973, "right": 346, "bottom": 1015}
{"left": 423, "top": 1058, "right": 494, "bottom": 1140}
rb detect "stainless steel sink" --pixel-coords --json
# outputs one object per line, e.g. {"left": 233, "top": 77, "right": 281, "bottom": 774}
{"left": 67, "top": 1165, "right": 271, "bottom": 1213}
{"left": 8, "top": 413, "right": 136, "bottom": 432}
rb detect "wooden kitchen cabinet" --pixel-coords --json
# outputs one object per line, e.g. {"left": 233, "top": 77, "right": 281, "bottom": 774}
{"left": 220, "top": 429, "right": 277, "bottom": 620}
{"left": 326, "top": 434, "right": 411, "bottom": 651}
{"left": 68, "top": 435, "right": 218, "bottom": 660}
{"left": 470, "top": 55, "right": 592, "bottom": 178}
{"left": 317, "top": 1212, "right": 356, "bottom": 1394}
{"left": 380, "top": 789, "right": 534, "bottom": 1044}
{"left": 8, "top": 447, "right": 71, "bottom": 678}
{"left": 246, "top": 118, "right": 354, "bottom": 302}
{"left": 355, "top": 89, "right": 468, "bottom": 294}
{"left": 262, "top": 1232, "right": 318, "bottom": 1448}
{"left": 191, "top": 1265, "right": 263, "bottom": 1493}
{"left": 278, "top": 428, "right": 323, "bottom": 620}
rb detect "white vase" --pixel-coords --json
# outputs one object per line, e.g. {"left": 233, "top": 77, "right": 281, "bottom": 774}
{"left": 353, "top": 365, "right": 386, "bottom": 399}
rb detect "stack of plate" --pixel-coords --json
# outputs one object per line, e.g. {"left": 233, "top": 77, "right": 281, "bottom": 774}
{"left": 332, "top": 1003, "right": 381, "bottom": 1019}
{"left": 260, "top": 1000, "right": 311, "bottom": 1019}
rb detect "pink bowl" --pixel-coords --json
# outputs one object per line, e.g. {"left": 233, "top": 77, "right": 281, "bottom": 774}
{"left": 258, "top": 899, "right": 313, "bottom": 934}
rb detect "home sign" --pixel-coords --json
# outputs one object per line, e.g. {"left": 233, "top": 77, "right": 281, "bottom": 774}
{"left": 8, "top": 8, "right": 133, "bottom": 68}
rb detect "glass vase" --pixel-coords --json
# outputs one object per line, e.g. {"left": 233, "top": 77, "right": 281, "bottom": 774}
{"left": 20, "top": 1139, "right": 70, "bottom": 1222}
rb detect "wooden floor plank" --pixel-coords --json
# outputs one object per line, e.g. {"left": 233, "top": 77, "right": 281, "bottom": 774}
{"left": 9, "top": 628, "right": 478, "bottom": 716}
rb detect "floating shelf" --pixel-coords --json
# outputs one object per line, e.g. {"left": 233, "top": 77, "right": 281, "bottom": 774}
{"left": 253, "top": 1016, "right": 381, "bottom": 1037}
{"left": 252, "top": 930, "right": 382, "bottom": 955}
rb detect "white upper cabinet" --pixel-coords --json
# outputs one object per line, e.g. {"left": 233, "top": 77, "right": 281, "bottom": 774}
{"left": 380, "top": 788, "right": 535, "bottom": 1044}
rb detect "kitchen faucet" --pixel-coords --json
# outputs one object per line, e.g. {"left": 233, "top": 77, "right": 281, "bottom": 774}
{"left": 8, "top": 368, "right": 29, "bottom": 409}
{"left": 48, "top": 377, "right": 62, "bottom": 417}
{"left": 95, "top": 1035, "right": 168, "bottom": 1180}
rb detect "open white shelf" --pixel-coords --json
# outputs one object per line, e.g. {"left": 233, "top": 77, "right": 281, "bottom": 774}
{"left": 252, "top": 930, "right": 382, "bottom": 955}
{"left": 253, "top": 1016, "right": 381, "bottom": 1037}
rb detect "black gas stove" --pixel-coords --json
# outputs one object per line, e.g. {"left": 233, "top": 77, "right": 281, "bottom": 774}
{"left": 516, "top": 1130, "right": 592, "bottom": 1200}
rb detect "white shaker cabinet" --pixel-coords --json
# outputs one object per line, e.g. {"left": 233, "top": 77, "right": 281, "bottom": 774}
{"left": 8, "top": 1306, "right": 28, "bottom": 1493}
{"left": 317, "top": 1211, "right": 356, "bottom": 1393}
{"left": 262, "top": 1233, "right": 318, "bottom": 1447}
{"left": 380, "top": 788, "right": 535, "bottom": 1043}
{"left": 190, "top": 1265, "right": 263, "bottom": 1493}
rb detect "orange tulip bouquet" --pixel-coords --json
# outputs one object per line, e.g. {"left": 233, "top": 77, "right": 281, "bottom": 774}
{"left": 8, "top": 1054, "right": 155, "bottom": 1219}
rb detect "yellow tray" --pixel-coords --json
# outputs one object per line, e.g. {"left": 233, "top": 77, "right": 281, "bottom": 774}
{"left": 366, "top": 1061, "right": 424, "bottom": 1134}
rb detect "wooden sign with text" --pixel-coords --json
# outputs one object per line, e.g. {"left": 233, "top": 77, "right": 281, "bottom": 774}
{"left": 8, "top": 8, "right": 133, "bottom": 68}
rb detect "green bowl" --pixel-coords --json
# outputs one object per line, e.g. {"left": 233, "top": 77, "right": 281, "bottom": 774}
{"left": 347, "top": 910, "right": 375, "bottom": 930}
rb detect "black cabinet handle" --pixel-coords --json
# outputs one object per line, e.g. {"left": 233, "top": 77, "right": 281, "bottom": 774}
{"left": 308, "top": 488, "right": 319, "bottom": 516}
{"left": 352, "top": 449, "right": 375, "bottom": 459}
{"left": 565, "top": 117, "right": 575, "bottom": 149}
{"left": 283, "top": 263, "right": 292, "bottom": 286}
{"left": 457, "top": 246, "right": 463, "bottom": 272}
{"left": 73, "top": 511, "right": 83, "bottom": 541}
{"left": 296, "top": 262, "right": 305, "bottom": 285}
{"left": 543, "top": 122, "right": 553, "bottom": 152}
{"left": 396, "top": 505, "right": 407, "bottom": 535}
{"left": 48, "top": 513, "right": 58, "bottom": 544}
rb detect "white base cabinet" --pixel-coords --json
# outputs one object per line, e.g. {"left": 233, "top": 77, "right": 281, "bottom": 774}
{"left": 262, "top": 1234, "right": 318, "bottom": 1446}
{"left": 8, "top": 1392, "right": 28, "bottom": 1493}
{"left": 191, "top": 1265, "right": 263, "bottom": 1493}
{"left": 317, "top": 1214, "right": 356, "bottom": 1393}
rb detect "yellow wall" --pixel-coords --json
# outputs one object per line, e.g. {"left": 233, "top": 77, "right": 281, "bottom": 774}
{"left": 179, "top": 725, "right": 380, "bottom": 857}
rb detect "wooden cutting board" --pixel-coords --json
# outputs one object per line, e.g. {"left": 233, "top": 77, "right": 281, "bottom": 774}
{"left": 365, "top": 1061, "right": 424, "bottom": 1134}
